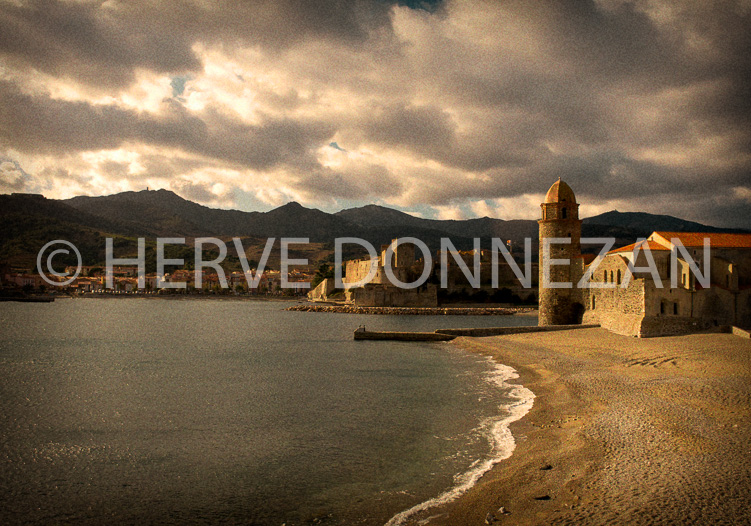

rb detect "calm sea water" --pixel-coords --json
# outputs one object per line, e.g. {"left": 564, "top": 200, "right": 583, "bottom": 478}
{"left": 0, "top": 299, "right": 535, "bottom": 525}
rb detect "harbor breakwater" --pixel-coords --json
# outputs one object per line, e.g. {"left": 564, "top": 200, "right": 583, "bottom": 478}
{"left": 286, "top": 304, "right": 534, "bottom": 315}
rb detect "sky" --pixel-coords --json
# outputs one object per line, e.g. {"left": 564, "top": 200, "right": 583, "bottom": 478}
{"left": 1, "top": 0, "right": 750, "bottom": 228}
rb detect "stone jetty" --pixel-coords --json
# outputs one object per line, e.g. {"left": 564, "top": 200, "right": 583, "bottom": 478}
{"left": 285, "top": 304, "right": 534, "bottom": 315}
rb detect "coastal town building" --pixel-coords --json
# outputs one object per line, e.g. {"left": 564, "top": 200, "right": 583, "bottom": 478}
{"left": 583, "top": 231, "right": 751, "bottom": 336}
{"left": 538, "top": 180, "right": 751, "bottom": 336}
{"left": 2, "top": 266, "right": 311, "bottom": 296}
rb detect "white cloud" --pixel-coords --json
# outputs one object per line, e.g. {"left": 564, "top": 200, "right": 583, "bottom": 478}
{"left": 469, "top": 195, "right": 545, "bottom": 220}
{"left": 0, "top": 0, "right": 748, "bottom": 228}
{"left": 433, "top": 205, "right": 467, "bottom": 220}
{"left": 732, "top": 186, "right": 751, "bottom": 204}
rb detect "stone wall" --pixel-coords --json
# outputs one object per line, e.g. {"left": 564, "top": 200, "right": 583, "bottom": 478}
{"left": 349, "top": 283, "right": 438, "bottom": 307}
{"left": 639, "top": 316, "right": 714, "bottom": 337}
{"left": 584, "top": 273, "right": 646, "bottom": 337}
{"left": 344, "top": 255, "right": 416, "bottom": 289}
{"left": 585, "top": 267, "right": 751, "bottom": 336}
{"left": 693, "top": 287, "right": 736, "bottom": 326}
{"left": 441, "top": 260, "right": 538, "bottom": 290}
{"left": 436, "top": 324, "right": 599, "bottom": 337}
{"left": 344, "top": 259, "right": 385, "bottom": 286}
{"left": 538, "top": 216, "right": 584, "bottom": 326}
{"left": 307, "top": 278, "right": 335, "bottom": 302}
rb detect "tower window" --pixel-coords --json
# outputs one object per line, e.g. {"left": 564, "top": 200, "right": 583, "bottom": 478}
{"left": 617, "top": 270, "right": 621, "bottom": 285}
{"left": 562, "top": 207, "right": 567, "bottom": 219}
{"left": 603, "top": 270, "right": 607, "bottom": 282}
{"left": 610, "top": 270, "right": 614, "bottom": 283}
{"left": 673, "top": 302, "right": 678, "bottom": 315}
{"left": 592, "top": 296, "right": 596, "bottom": 309}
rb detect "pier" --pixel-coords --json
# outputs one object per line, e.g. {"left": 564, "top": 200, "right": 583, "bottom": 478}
{"left": 353, "top": 324, "right": 600, "bottom": 341}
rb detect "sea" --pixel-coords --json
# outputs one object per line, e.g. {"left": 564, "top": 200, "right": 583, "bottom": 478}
{"left": 0, "top": 298, "right": 535, "bottom": 525}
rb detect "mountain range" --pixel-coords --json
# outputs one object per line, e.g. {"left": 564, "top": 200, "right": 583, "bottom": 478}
{"left": 1, "top": 189, "right": 747, "bottom": 268}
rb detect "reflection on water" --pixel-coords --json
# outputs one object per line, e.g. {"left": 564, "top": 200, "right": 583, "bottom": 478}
{"left": 0, "top": 299, "right": 535, "bottom": 525}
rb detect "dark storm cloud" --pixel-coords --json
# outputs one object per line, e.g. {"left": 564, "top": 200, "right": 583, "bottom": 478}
{"left": 0, "top": 0, "right": 200, "bottom": 88}
{"left": 0, "top": 0, "right": 748, "bottom": 227}
{"left": 362, "top": 104, "right": 455, "bottom": 151}
{"left": 0, "top": 0, "right": 395, "bottom": 88}
{"left": 296, "top": 164, "right": 404, "bottom": 201}
{"left": 356, "top": 0, "right": 750, "bottom": 224}
{"left": 0, "top": 80, "right": 333, "bottom": 170}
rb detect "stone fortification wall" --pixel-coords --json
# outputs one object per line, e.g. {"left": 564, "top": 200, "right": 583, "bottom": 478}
{"left": 441, "top": 260, "right": 539, "bottom": 290}
{"left": 584, "top": 274, "right": 646, "bottom": 337}
{"left": 350, "top": 283, "right": 438, "bottom": 307}
{"left": 344, "top": 256, "right": 417, "bottom": 289}
{"left": 344, "top": 259, "right": 385, "bottom": 286}
{"left": 638, "top": 316, "right": 714, "bottom": 337}
{"left": 307, "top": 278, "right": 335, "bottom": 301}
{"left": 286, "top": 305, "right": 531, "bottom": 315}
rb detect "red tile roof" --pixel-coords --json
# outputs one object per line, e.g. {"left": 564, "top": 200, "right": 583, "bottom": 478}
{"left": 609, "top": 239, "right": 669, "bottom": 254}
{"left": 651, "top": 232, "right": 751, "bottom": 248}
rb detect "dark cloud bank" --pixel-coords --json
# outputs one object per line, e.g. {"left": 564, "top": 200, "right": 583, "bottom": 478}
{"left": 0, "top": 0, "right": 749, "bottom": 228}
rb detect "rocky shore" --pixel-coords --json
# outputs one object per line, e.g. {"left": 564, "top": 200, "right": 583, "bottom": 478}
{"left": 285, "top": 304, "right": 534, "bottom": 315}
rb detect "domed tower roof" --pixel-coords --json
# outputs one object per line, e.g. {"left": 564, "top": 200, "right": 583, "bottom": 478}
{"left": 544, "top": 178, "right": 577, "bottom": 204}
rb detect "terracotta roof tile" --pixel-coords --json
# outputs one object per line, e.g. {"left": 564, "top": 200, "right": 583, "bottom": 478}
{"left": 609, "top": 239, "right": 669, "bottom": 254}
{"left": 652, "top": 232, "right": 751, "bottom": 248}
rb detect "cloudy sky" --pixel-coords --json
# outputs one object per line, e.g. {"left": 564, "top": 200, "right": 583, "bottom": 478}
{"left": 1, "top": 0, "right": 750, "bottom": 228}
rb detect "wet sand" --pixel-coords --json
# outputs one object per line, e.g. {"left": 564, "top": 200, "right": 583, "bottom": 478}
{"left": 408, "top": 328, "right": 751, "bottom": 525}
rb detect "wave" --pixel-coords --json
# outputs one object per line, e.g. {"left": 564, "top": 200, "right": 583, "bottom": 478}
{"left": 385, "top": 358, "right": 535, "bottom": 526}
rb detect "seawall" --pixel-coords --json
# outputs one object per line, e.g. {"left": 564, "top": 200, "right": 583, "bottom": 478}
{"left": 435, "top": 324, "right": 600, "bottom": 337}
{"left": 287, "top": 305, "right": 534, "bottom": 315}
{"left": 354, "top": 329, "right": 456, "bottom": 341}
{"left": 353, "top": 324, "right": 600, "bottom": 341}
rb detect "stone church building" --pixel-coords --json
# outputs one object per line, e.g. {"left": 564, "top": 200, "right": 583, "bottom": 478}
{"left": 538, "top": 179, "right": 751, "bottom": 337}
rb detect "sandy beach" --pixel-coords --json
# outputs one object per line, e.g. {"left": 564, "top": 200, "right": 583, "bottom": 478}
{"left": 406, "top": 328, "right": 751, "bottom": 525}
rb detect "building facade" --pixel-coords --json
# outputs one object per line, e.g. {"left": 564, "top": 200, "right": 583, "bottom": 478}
{"left": 538, "top": 180, "right": 751, "bottom": 336}
{"left": 583, "top": 232, "right": 751, "bottom": 336}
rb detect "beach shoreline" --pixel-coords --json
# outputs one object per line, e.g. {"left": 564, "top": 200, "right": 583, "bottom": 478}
{"left": 402, "top": 328, "right": 751, "bottom": 525}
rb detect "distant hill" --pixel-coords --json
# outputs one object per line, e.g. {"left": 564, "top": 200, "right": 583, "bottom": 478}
{"left": 2, "top": 189, "right": 746, "bottom": 268}
{"left": 64, "top": 191, "right": 480, "bottom": 249}
{"left": 65, "top": 190, "right": 365, "bottom": 241}
{"left": 0, "top": 193, "right": 137, "bottom": 268}
{"left": 65, "top": 189, "right": 259, "bottom": 237}
{"left": 582, "top": 210, "right": 747, "bottom": 235}
{"left": 337, "top": 205, "right": 540, "bottom": 241}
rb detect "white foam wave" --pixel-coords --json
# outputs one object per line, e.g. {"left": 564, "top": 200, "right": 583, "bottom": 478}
{"left": 385, "top": 358, "right": 535, "bottom": 526}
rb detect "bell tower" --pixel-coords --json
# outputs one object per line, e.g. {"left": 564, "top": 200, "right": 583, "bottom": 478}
{"left": 538, "top": 178, "right": 583, "bottom": 325}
